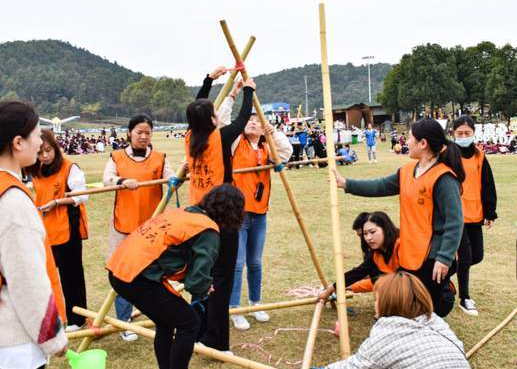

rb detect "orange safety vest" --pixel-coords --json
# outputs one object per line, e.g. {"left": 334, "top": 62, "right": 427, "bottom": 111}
{"left": 111, "top": 149, "right": 165, "bottom": 234}
{"left": 399, "top": 162, "right": 455, "bottom": 271}
{"left": 32, "top": 158, "right": 88, "bottom": 246}
{"left": 185, "top": 129, "right": 225, "bottom": 205}
{"left": 233, "top": 136, "right": 271, "bottom": 214}
{"left": 0, "top": 172, "right": 67, "bottom": 322}
{"left": 461, "top": 151, "right": 485, "bottom": 223}
{"left": 107, "top": 208, "right": 219, "bottom": 295}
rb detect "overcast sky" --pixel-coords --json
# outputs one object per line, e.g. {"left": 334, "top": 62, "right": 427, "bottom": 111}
{"left": 1, "top": 0, "right": 516, "bottom": 85}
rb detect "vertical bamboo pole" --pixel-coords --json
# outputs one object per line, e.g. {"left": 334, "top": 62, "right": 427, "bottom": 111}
{"left": 220, "top": 20, "right": 329, "bottom": 287}
{"left": 300, "top": 301, "right": 325, "bottom": 369}
{"left": 77, "top": 289, "right": 116, "bottom": 352}
{"left": 318, "top": 3, "right": 351, "bottom": 358}
{"left": 214, "top": 36, "right": 256, "bottom": 109}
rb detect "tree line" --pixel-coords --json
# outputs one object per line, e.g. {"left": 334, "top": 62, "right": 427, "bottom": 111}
{"left": 378, "top": 42, "right": 517, "bottom": 122}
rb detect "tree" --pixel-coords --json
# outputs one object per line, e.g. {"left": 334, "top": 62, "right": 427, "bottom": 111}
{"left": 466, "top": 41, "right": 497, "bottom": 118}
{"left": 378, "top": 64, "right": 401, "bottom": 115}
{"left": 120, "top": 76, "right": 155, "bottom": 115}
{"left": 0, "top": 90, "right": 19, "bottom": 101}
{"left": 486, "top": 44, "right": 517, "bottom": 122}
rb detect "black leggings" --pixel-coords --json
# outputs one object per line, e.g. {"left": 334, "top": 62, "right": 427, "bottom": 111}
{"left": 199, "top": 230, "right": 239, "bottom": 351}
{"left": 401, "top": 258, "right": 456, "bottom": 317}
{"left": 456, "top": 224, "right": 484, "bottom": 300}
{"left": 109, "top": 273, "right": 200, "bottom": 369}
{"left": 51, "top": 207, "right": 87, "bottom": 326}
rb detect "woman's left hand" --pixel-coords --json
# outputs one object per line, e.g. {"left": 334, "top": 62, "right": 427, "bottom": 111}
{"left": 263, "top": 123, "right": 274, "bottom": 136}
{"left": 39, "top": 200, "right": 58, "bottom": 213}
{"left": 432, "top": 261, "right": 449, "bottom": 284}
{"left": 484, "top": 219, "right": 494, "bottom": 230}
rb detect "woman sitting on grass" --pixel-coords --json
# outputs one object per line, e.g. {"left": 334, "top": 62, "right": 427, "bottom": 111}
{"left": 317, "top": 272, "right": 470, "bottom": 369}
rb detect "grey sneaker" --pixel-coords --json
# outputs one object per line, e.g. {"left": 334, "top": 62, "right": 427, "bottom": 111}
{"left": 459, "top": 298, "right": 478, "bottom": 316}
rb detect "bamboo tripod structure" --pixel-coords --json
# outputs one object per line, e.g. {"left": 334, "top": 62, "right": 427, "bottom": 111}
{"left": 319, "top": 3, "right": 351, "bottom": 359}
{"left": 220, "top": 19, "right": 329, "bottom": 288}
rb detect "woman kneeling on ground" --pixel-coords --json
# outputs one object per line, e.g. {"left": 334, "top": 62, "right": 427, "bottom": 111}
{"left": 318, "top": 272, "right": 470, "bottom": 369}
{"left": 319, "top": 211, "right": 400, "bottom": 300}
{"left": 107, "top": 184, "right": 245, "bottom": 369}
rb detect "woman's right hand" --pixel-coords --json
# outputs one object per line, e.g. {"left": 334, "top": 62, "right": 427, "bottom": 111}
{"left": 244, "top": 78, "right": 256, "bottom": 90}
{"left": 122, "top": 179, "right": 139, "bottom": 190}
{"left": 229, "top": 79, "right": 244, "bottom": 99}
{"left": 209, "top": 66, "right": 227, "bottom": 80}
{"left": 318, "top": 284, "right": 335, "bottom": 302}
{"left": 331, "top": 168, "right": 347, "bottom": 189}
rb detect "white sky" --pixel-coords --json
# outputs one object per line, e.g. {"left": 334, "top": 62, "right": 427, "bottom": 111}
{"left": 1, "top": 0, "right": 516, "bottom": 85}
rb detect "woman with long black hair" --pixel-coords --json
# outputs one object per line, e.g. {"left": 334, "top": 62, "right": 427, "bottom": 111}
{"left": 185, "top": 67, "right": 255, "bottom": 352}
{"left": 333, "top": 118, "right": 465, "bottom": 317}
{"left": 453, "top": 115, "right": 497, "bottom": 316}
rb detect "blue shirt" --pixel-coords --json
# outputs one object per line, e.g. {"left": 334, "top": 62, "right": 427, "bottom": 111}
{"left": 364, "top": 129, "right": 377, "bottom": 147}
{"left": 297, "top": 131, "right": 308, "bottom": 146}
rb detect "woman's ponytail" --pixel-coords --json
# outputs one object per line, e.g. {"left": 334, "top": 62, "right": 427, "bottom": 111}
{"left": 439, "top": 140, "right": 465, "bottom": 184}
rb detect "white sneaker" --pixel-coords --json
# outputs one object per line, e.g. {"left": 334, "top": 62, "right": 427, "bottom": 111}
{"left": 65, "top": 324, "right": 82, "bottom": 333}
{"left": 459, "top": 298, "right": 478, "bottom": 316}
{"left": 230, "top": 315, "right": 250, "bottom": 330}
{"left": 120, "top": 330, "right": 138, "bottom": 341}
{"left": 250, "top": 310, "right": 270, "bottom": 323}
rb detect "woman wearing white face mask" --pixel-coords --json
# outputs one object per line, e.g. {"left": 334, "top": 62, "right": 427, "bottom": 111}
{"left": 453, "top": 115, "right": 497, "bottom": 317}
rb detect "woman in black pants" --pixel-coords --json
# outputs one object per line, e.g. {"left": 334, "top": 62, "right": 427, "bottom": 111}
{"left": 453, "top": 115, "right": 497, "bottom": 316}
{"left": 108, "top": 184, "right": 245, "bottom": 369}
{"left": 184, "top": 67, "right": 255, "bottom": 352}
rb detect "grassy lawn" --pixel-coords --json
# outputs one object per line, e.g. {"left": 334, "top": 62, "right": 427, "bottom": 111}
{"left": 49, "top": 133, "right": 517, "bottom": 369}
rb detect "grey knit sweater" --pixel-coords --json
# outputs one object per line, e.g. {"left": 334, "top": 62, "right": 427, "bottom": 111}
{"left": 0, "top": 176, "right": 67, "bottom": 356}
{"left": 324, "top": 314, "right": 470, "bottom": 369}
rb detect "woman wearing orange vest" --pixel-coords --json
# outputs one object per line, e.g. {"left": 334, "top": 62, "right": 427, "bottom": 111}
{"left": 333, "top": 118, "right": 465, "bottom": 317}
{"left": 0, "top": 101, "right": 67, "bottom": 368}
{"left": 185, "top": 67, "right": 255, "bottom": 351}
{"left": 229, "top": 114, "right": 292, "bottom": 330}
{"left": 453, "top": 115, "right": 497, "bottom": 316}
{"left": 107, "top": 184, "right": 245, "bottom": 369}
{"left": 103, "top": 114, "right": 174, "bottom": 341}
{"left": 319, "top": 211, "right": 401, "bottom": 300}
{"left": 27, "top": 129, "right": 89, "bottom": 332}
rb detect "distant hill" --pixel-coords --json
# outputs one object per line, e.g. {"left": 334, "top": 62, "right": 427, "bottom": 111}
{"left": 190, "top": 63, "right": 392, "bottom": 114}
{"left": 0, "top": 40, "right": 142, "bottom": 116}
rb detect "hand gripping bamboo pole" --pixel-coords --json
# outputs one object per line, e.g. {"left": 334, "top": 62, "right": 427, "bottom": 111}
{"left": 77, "top": 289, "right": 116, "bottom": 352}
{"left": 73, "top": 307, "right": 277, "bottom": 369}
{"left": 466, "top": 306, "right": 517, "bottom": 358}
{"left": 319, "top": 3, "right": 351, "bottom": 358}
{"left": 300, "top": 301, "right": 325, "bottom": 369}
{"left": 214, "top": 36, "right": 256, "bottom": 109}
{"left": 220, "top": 19, "right": 329, "bottom": 287}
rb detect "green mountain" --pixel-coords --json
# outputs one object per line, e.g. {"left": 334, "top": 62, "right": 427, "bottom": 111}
{"left": 0, "top": 40, "right": 142, "bottom": 116}
{"left": 192, "top": 62, "right": 392, "bottom": 114}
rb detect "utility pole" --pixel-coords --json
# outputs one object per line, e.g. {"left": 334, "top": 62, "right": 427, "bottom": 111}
{"left": 362, "top": 56, "right": 374, "bottom": 103}
{"left": 304, "top": 75, "right": 309, "bottom": 117}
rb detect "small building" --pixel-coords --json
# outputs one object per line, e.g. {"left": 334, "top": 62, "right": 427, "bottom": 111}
{"left": 332, "top": 102, "right": 391, "bottom": 129}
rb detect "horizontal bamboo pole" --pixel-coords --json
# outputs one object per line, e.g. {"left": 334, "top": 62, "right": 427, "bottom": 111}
{"left": 230, "top": 297, "right": 318, "bottom": 315}
{"left": 65, "top": 156, "right": 347, "bottom": 197}
{"left": 466, "top": 306, "right": 517, "bottom": 358}
{"left": 66, "top": 319, "right": 155, "bottom": 339}
{"left": 73, "top": 307, "right": 277, "bottom": 369}
{"left": 301, "top": 301, "right": 325, "bottom": 369}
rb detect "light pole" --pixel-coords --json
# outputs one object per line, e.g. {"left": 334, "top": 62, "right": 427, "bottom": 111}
{"left": 304, "top": 75, "right": 309, "bottom": 117}
{"left": 362, "top": 56, "right": 374, "bottom": 103}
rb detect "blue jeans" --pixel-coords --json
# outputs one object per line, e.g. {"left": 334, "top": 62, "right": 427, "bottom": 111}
{"left": 230, "top": 212, "right": 267, "bottom": 307}
{"left": 115, "top": 294, "right": 133, "bottom": 322}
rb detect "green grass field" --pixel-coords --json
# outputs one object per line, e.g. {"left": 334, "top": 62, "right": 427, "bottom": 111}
{"left": 49, "top": 133, "right": 517, "bottom": 369}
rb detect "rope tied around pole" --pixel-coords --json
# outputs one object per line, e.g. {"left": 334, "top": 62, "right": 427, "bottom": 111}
{"left": 85, "top": 317, "right": 104, "bottom": 337}
{"left": 226, "top": 60, "right": 246, "bottom": 72}
{"left": 166, "top": 176, "right": 183, "bottom": 208}
{"left": 273, "top": 162, "right": 285, "bottom": 172}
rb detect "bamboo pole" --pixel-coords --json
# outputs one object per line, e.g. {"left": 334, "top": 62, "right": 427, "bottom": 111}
{"left": 213, "top": 36, "right": 256, "bottom": 109}
{"left": 220, "top": 19, "right": 329, "bottom": 287}
{"left": 300, "top": 301, "right": 325, "bottom": 369}
{"left": 230, "top": 297, "right": 318, "bottom": 315}
{"left": 319, "top": 3, "right": 351, "bottom": 359}
{"left": 77, "top": 289, "right": 116, "bottom": 353}
{"left": 67, "top": 319, "right": 155, "bottom": 339}
{"left": 65, "top": 156, "right": 347, "bottom": 197}
{"left": 73, "top": 307, "right": 277, "bottom": 369}
{"left": 466, "top": 306, "right": 517, "bottom": 358}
